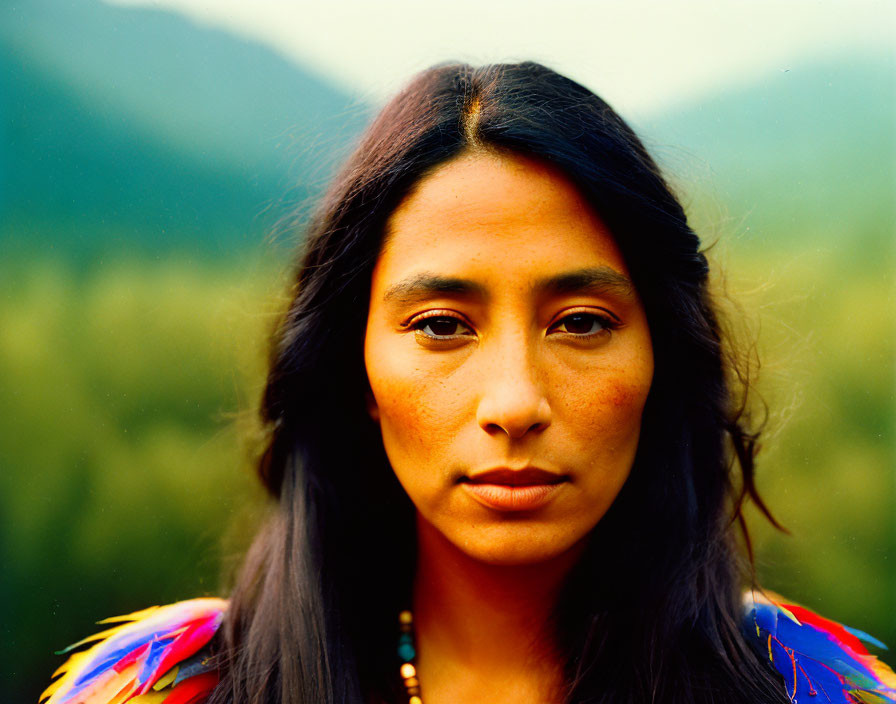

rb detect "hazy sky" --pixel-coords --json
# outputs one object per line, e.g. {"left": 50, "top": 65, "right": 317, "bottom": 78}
{"left": 107, "top": 0, "right": 893, "bottom": 117}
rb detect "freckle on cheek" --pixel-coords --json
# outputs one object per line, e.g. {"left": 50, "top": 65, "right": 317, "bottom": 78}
{"left": 610, "top": 384, "right": 634, "bottom": 408}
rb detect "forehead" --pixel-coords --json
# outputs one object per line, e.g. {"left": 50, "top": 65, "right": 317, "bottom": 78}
{"left": 378, "top": 151, "right": 629, "bottom": 281}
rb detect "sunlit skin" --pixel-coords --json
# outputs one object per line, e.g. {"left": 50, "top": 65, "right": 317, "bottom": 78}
{"left": 365, "top": 151, "right": 654, "bottom": 565}
{"left": 364, "top": 151, "right": 654, "bottom": 703}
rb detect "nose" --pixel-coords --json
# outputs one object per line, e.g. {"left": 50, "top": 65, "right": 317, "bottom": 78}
{"left": 475, "top": 341, "right": 552, "bottom": 440}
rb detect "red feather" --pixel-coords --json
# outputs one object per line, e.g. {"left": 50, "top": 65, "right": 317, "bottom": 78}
{"left": 161, "top": 673, "right": 219, "bottom": 704}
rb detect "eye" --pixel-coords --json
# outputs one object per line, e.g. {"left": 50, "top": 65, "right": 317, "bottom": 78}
{"left": 547, "top": 311, "right": 617, "bottom": 337}
{"left": 410, "top": 314, "right": 475, "bottom": 340}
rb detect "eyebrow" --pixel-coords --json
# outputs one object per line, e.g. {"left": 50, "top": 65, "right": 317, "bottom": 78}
{"left": 383, "top": 273, "right": 488, "bottom": 303}
{"left": 535, "top": 266, "right": 635, "bottom": 299}
{"left": 382, "top": 266, "right": 634, "bottom": 304}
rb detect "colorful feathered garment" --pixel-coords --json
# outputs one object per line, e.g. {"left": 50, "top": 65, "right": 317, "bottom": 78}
{"left": 39, "top": 598, "right": 227, "bottom": 704}
{"left": 40, "top": 593, "right": 896, "bottom": 703}
{"left": 743, "top": 591, "right": 896, "bottom": 703}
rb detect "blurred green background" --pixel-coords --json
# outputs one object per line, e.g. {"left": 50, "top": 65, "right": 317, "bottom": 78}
{"left": 2, "top": 1, "right": 893, "bottom": 701}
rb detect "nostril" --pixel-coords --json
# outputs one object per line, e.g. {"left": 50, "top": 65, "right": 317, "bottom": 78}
{"left": 476, "top": 387, "right": 552, "bottom": 439}
{"left": 481, "top": 416, "right": 550, "bottom": 440}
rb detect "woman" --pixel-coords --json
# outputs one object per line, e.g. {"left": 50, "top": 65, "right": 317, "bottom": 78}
{"left": 40, "top": 62, "right": 895, "bottom": 704}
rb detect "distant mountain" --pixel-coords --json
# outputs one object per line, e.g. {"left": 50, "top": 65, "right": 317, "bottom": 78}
{"left": 639, "top": 52, "right": 895, "bottom": 250}
{"left": 0, "top": 0, "right": 369, "bottom": 257}
{"left": 1, "top": 0, "right": 892, "bottom": 259}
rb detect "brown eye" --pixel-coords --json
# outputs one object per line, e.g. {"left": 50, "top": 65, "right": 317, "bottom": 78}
{"left": 414, "top": 316, "right": 473, "bottom": 339}
{"left": 565, "top": 314, "right": 599, "bottom": 334}
{"left": 549, "top": 312, "right": 615, "bottom": 336}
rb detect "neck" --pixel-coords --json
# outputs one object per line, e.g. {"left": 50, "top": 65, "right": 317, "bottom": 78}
{"left": 411, "top": 515, "right": 581, "bottom": 703}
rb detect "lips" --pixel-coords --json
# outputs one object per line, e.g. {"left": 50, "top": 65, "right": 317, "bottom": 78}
{"left": 465, "top": 468, "right": 567, "bottom": 487}
{"left": 460, "top": 468, "right": 568, "bottom": 511}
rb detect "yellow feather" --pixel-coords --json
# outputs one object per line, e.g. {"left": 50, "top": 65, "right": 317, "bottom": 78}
{"left": 51, "top": 650, "right": 88, "bottom": 678}
{"left": 47, "top": 608, "right": 171, "bottom": 695}
{"left": 41, "top": 599, "right": 228, "bottom": 704}
{"left": 746, "top": 588, "right": 802, "bottom": 625}
{"left": 774, "top": 603, "right": 800, "bottom": 625}
{"left": 97, "top": 606, "right": 161, "bottom": 625}
{"left": 46, "top": 667, "right": 117, "bottom": 704}
{"left": 38, "top": 677, "right": 63, "bottom": 702}
{"left": 870, "top": 659, "right": 896, "bottom": 689}
{"left": 41, "top": 651, "right": 91, "bottom": 701}
{"left": 45, "top": 654, "right": 139, "bottom": 704}
{"left": 152, "top": 666, "right": 179, "bottom": 691}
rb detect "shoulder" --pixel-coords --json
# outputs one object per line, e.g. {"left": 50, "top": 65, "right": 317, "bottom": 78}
{"left": 39, "top": 597, "right": 228, "bottom": 704}
{"left": 741, "top": 590, "right": 896, "bottom": 703}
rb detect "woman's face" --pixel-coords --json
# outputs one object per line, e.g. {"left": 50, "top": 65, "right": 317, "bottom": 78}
{"left": 364, "top": 151, "right": 654, "bottom": 566}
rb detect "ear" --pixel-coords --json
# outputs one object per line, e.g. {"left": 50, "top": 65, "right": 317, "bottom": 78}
{"left": 365, "top": 389, "right": 380, "bottom": 423}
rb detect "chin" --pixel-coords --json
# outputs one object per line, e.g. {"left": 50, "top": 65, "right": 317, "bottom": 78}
{"left": 454, "top": 527, "right": 589, "bottom": 567}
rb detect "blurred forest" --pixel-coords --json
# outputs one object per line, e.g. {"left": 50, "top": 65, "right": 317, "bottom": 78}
{"left": 2, "top": 1, "right": 893, "bottom": 701}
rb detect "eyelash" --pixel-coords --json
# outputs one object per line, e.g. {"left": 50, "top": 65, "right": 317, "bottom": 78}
{"left": 404, "top": 310, "right": 475, "bottom": 340}
{"left": 404, "top": 308, "right": 620, "bottom": 341}
{"left": 547, "top": 308, "right": 620, "bottom": 338}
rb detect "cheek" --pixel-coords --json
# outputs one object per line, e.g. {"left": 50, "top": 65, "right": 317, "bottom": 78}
{"left": 366, "top": 353, "right": 467, "bottom": 464}
{"left": 561, "top": 361, "right": 653, "bottom": 452}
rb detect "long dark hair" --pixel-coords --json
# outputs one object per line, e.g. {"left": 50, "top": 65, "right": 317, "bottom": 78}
{"left": 208, "top": 62, "right": 788, "bottom": 704}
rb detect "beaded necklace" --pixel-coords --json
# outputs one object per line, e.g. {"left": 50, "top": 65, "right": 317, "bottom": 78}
{"left": 397, "top": 610, "right": 422, "bottom": 704}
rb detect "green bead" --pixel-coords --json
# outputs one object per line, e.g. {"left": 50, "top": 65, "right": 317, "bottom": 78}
{"left": 397, "top": 642, "right": 416, "bottom": 661}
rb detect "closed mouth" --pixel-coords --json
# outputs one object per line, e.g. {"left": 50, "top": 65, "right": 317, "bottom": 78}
{"left": 462, "top": 468, "right": 568, "bottom": 486}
